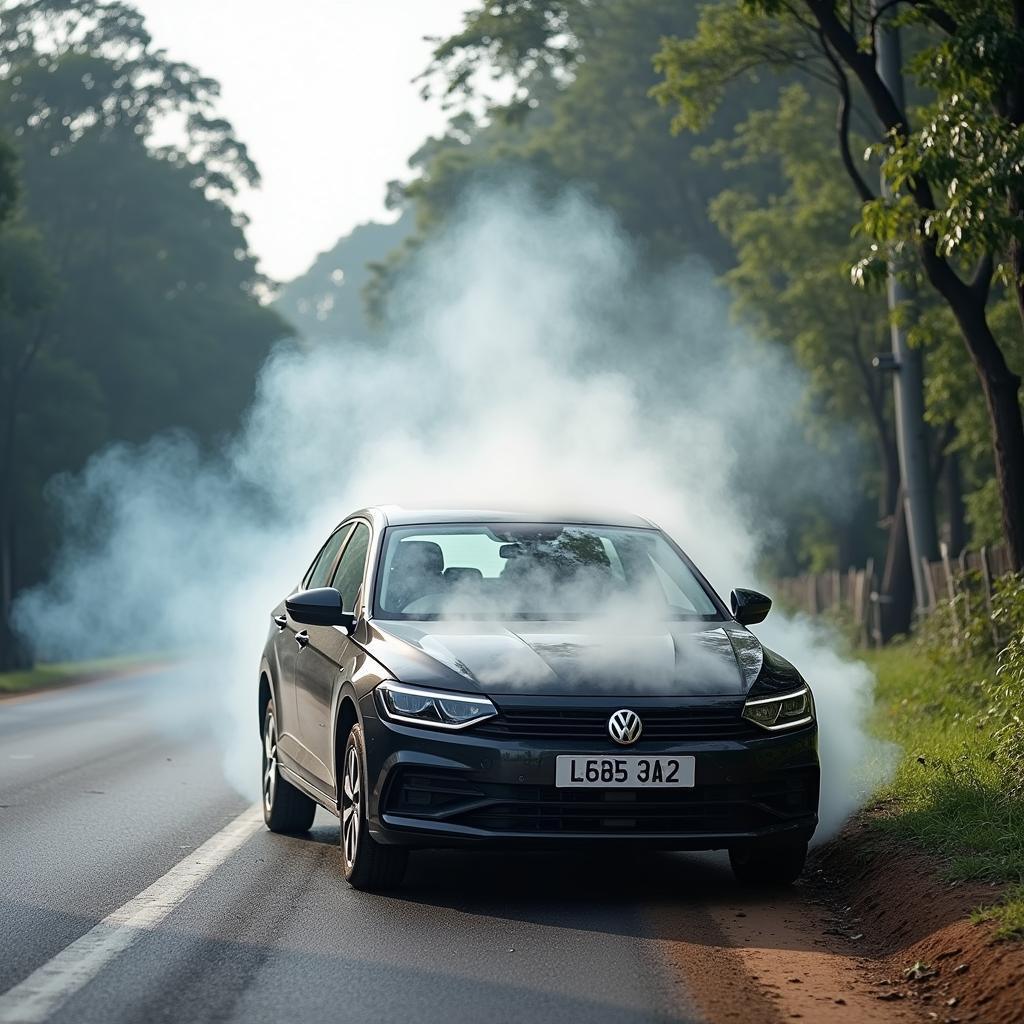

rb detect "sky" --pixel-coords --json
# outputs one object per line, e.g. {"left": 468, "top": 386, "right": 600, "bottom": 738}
{"left": 135, "top": 0, "right": 471, "bottom": 282}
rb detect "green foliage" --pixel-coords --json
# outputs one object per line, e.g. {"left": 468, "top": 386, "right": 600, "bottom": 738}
{"left": 421, "top": 0, "right": 581, "bottom": 109}
{"left": 0, "top": 0, "right": 291, "bottom": 667}
{"left": 651, "top": 1, "right": 821, "bottom": 135}
{"left": 0, "top": 653, "right": 161, "bottom": 694}
{"left": 392, "top": 0, "right": 774, "bottom": 289}
{"left": 0, "top": 135, "right": 17, "bottom": 222}
{"left": 871, "top": 3, "right": 1024, "bottom": 274}
{"left": 991, "top": 575, "right": 1024, "bottom": 793}
{"left": 974, "top": 885, "right": 1024, "bottom": 941}
{"left": 866, "top": 92, "right": 1024, "bottom": 272}
{"left": 0, "top": 0, "right": 259, "bottom": 196}
{"left": 275, "top": 214, "right": 413, "bottom": 342}
{"left": 865, "top": 636, "right": 1024, "bottom": 936}
{"left": 912, "top": 571, "right": 1024, "bottom": 795}
{"left": 867, "top": 573, "right": 1024, "bottom": 937}
{"left": 706, "top": 85, "right": 893, "bottom": 563}
{"left": 654, "top": 0, "right": 1024, "bottom": 560}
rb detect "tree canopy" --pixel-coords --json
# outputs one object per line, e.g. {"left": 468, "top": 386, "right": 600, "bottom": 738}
{"left": 0, "top": 0, "right": 290, "bottom": 667}
{"left": 655, "top": 0, "right": 1024, "bottom": 571}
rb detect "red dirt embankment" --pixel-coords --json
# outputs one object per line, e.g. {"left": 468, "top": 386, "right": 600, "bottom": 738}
{"left": 657, "top": 821, "right": 1023, "bottom": 1023}
{"left": 810, "top": 818, "right": 1024, "bottom": 1024}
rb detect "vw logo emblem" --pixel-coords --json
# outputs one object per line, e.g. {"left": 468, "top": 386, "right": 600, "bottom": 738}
{"left": 608, "top": 708, "right": 643, "bottom": 746}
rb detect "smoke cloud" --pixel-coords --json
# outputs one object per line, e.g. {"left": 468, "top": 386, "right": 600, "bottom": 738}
{"left": 14, "top": 186, "right": 895, "bottom": 840}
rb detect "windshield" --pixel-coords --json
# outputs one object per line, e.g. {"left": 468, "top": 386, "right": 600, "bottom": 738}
{"left": 373, "top": 523, "right": 722, "bottom": 621}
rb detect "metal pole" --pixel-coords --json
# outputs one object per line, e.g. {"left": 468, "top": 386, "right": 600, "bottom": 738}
{"left": 873, "top": 1, "right": 939, "bottom": 614}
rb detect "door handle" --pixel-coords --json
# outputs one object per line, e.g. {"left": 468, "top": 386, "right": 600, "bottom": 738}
{"left": 273, "top": 614, "right": 287, "bottom": 630}
{"left": 294, "top": 630, "right": 310, "bottom": 649}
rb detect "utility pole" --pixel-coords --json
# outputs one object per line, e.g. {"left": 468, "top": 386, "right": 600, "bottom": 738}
{"left": 873, "top": 0, "right": 939, "bottom": 614}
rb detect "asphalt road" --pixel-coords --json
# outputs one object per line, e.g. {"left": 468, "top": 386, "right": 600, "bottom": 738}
{"left": 0, "top": 668, "right": 753, "bottom": 1024}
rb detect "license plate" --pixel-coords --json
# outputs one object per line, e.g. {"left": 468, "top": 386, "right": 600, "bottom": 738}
{"left": 555, "top": 755, "right": 695, "bottom": 788}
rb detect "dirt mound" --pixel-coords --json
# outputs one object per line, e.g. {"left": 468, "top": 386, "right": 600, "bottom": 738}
{"left": 810, "top": 817, "right": 1024, "bottom": 1023}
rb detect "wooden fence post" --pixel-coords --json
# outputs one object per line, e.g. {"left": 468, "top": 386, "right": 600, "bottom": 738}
{"left": 920, "top": 556, "right": 938, "bottom": 614}
{"left": 980, "top": 545, "right": 999, "bottom": 647}
{"left": 958, "top": 548, "right": 971, "bottom": 620}
{"left": 940, "top": 541, "right": 960, "bottom": 634}
{"left": 865, "top": 557, "right": 877, "bottom": 647}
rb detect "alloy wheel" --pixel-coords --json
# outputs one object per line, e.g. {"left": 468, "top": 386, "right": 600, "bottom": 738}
{"left": 263, "top": 713, "right": 278, "bottom": 812}
{"left": 341, "top": 742, "right": 361, "bottom": 868}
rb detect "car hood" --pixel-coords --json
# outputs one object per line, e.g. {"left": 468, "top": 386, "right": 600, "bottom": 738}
{"left": 362, "top": 619, "right": 768, "bottom": 697}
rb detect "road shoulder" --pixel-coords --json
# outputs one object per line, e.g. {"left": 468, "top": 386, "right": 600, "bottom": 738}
{"left": 0, "top": 658, "right": 173, "bottom": 702}
{"left": 810, "top": 818, "right": 1024, "bottom": 1024}
{"left": 658, "top": 823, "right": 1023, "bottom": 1024}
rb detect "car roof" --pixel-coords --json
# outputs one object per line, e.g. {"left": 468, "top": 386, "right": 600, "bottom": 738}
{"left": 351, "top": 506, "right": 656, "bottom": 529}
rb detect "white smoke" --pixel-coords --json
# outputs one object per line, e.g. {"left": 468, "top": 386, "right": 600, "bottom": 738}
{"left": 14, "top": 187, "right": 895, "bottom": 839}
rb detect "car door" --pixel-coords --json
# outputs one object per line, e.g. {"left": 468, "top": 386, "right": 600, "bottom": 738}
{"left": 281, "top": 523, "right": 352, "bottom": 779}
{"left": 293, "top": 520, "right": 371, "bottom": 792}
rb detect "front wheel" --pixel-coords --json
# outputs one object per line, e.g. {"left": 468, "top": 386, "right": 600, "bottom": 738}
{"left": 339, "top": 724, "right": 408, "bottom": 891}
{"left": 262, "top": 700, "right": 316, "bottom": 833}
{"left": 729, "top": 837, "right": 808, "bottom": 886}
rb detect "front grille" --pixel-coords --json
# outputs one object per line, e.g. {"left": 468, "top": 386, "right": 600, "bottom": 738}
{"left": 472, "top": 703, "right": 761, "bottom": 742}
{"left": 384, "top": 768, "right": 819, "bottom": 835}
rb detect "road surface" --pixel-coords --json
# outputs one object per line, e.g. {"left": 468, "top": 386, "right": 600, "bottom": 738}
{"left": 0, "top": 668, "right": 876, "bottom": 1024}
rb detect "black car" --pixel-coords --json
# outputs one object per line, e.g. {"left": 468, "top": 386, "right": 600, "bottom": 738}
{"left": 258, "top": 507, "right": 819, "bottom": 891}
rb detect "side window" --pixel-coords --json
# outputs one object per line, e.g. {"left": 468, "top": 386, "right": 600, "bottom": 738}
{"left": 331, "top": 523, "right": 371, "bottom": 612}
{"left": 304, "top": 525, "right": 352, "bottom": 590}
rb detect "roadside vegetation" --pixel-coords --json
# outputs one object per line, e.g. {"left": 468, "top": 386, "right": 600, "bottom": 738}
{"left": 864, "top": 574, "right": 1024, "bottom": 939}
{"left": 0, "top": 655, "right": 162, "bottom": 696}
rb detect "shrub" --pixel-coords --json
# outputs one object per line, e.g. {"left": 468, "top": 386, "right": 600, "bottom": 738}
{"left": 914, "top": 572, "right": 1024, "bottom": 795}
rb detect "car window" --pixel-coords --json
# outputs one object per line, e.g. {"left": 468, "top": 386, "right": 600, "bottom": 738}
{"left": 331, "top": 522, "right": 370, "bottom": 612}
{"left": 305, "top": 525, "right": 352, "bottom": 589}
{"left": 374, "top": 523, "right": 720, "bottom": 619}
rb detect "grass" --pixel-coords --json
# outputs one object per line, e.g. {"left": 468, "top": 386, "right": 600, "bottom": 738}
{"left": 0, "top": 654, "right": 161, "bottom": 695}
{"left": 863, "top": 643, "right": 1024, "bottom": 939}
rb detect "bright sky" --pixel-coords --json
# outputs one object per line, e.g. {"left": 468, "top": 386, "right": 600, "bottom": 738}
{"left": 135, "top": 1, "right": 471, "bottom": 281}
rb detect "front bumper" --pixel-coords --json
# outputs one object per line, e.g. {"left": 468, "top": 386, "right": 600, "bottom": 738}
{"left": 358, "top": 693, "right": 819, "bottom": 850}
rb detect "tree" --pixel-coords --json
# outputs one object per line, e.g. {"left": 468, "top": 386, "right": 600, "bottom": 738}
{"left": 275, "top": 215, "right": 414, "bottom": 344}
{"left": 0, "top": 137, "right": 63, "bottom": 667}
{"left": 342, "top": 0, "right": 889, "bottom": 576}
{"left": 654, "top": 0, "right": 1024, "bottom": 570}
{"left": 706, "top": 86, "right": 896, "bottom": 551}
{"left": 405, "top": 0, "right": 779, "bottom": 270}
{"left": 0, "top": 1, "right": 290, "bottom": 667}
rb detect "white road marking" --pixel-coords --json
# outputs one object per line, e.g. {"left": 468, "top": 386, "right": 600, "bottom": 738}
{"left": 0, "top": 804, "right": 264, "bottom": 1024}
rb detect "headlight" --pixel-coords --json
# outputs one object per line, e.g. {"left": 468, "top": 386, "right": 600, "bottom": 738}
{"left": 375, "top": 681, "right": 497, "bottom": 730}
{"left": 741, "top": 686, "right": 814, "bottom": 731}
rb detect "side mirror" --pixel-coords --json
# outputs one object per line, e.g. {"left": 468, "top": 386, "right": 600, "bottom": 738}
{"left": 731, "top": 588, "right": 772, "bottom": 626}
{"left": 286, "top": 587, "right": 357, "bottom": 631}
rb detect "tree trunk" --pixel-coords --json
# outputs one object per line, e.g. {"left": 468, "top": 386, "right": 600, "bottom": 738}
{"left": 945, "top": 450, "right": 967, "bottom": 556}
{"left": 919, "top": 251, "right": 1024, "bottom": 572}
{"left": 880, "top": 433, "right": 899, "bottom": 521}
{"left": 0, "top": 384, "right": 20, "bottom": 671}
{"left": 879, "top": 488, "right": 914, "bottom": 641}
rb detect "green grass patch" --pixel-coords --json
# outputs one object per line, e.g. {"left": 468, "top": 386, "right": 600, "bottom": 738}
{"left": 973, "top": 884, "right": 1024, "bottom": 940}
{"left": 0, "top": 655, "right": 161, "bottom": 695}
{"left": 863, "top": 641, "right": 1024, "bottom": 938}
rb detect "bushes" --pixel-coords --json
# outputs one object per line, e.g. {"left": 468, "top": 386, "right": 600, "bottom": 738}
{"left": 914, "top": 571, "right": 1024, "bottom": 796}
{"left": 991, "top": 576, "right": 1024, "bottom": 795}
{"left": 866, "top": 573, "right": 1024, "bottom": 938}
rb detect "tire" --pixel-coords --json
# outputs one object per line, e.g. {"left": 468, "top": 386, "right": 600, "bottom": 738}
{"left": 339, "top": 724, "right": 408, "bottom": 891}
{"left": 729, "top": 837, "right": 808, "bottom": 886}
{"left": 262, "top": 700, "right": 316, "bottom": 833}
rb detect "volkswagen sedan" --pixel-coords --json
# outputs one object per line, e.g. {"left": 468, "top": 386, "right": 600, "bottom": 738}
{"left": 257, "top": 507, "right": 819, "bottom": 890}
